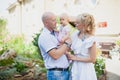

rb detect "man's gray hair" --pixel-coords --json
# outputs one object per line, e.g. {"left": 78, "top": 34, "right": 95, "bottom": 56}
{"left": 42, "top": 12, "right": 55, "bottom": 22}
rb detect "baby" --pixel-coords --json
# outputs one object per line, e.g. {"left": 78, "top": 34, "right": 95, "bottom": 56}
{"left": 57, "top": 13, "right": 71, "bottom": 44}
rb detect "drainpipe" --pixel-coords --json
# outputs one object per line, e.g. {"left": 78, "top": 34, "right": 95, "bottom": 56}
{"left": 17, "top": 0, "right": 22, "bottom": 34}
{"left": 44, "top": 0, "right": 46, "bottom": 11}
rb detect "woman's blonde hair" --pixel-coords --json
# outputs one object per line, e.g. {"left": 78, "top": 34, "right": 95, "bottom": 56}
{"left": 77, "top": 13, "right": 95, "bottom": 35}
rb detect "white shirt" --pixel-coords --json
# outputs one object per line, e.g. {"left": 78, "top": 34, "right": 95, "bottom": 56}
{"left": 38, "top": 27, "right": 69, "bottom": 69}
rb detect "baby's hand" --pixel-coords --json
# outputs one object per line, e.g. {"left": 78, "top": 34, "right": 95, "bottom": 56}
{"left": 64, "top": 37, "right": 71, "bottom": 44}
{"left": 61, "top": 32, "right": 70, "bottom": 42}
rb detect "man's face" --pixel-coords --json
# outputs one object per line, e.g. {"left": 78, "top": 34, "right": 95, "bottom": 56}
{"left": 47, "top": 15, "right": 57, "bottom": 30}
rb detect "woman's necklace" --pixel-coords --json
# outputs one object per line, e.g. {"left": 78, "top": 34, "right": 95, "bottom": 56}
{"left": 81, "top": 34, "right": 86, "bottom": 41}
{"left": 78, "top": 32, "right": 88, "bottom": 41}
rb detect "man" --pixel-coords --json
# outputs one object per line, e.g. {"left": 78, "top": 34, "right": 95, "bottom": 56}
{"left": 38, "top": 12, "right": 71, "bottom": 80}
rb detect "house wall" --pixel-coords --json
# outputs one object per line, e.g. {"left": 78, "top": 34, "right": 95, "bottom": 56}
{"left": 94, "top": 0, "right": 120, "bottom": 35}
{"left": 7, "top": 0, "right": 120, "bottom": 42}
{"left": 7, "top": 0, "right": 44, "bottom": 41}
{"left": 21, "top": 0, "right": 44, "bottom": 41}
{"left": 7, "top": 2, "right": 21, "bottom": 35}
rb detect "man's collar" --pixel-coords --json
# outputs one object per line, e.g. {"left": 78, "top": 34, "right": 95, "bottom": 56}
{"left": 43, "top": 27, "right": 52, "bottom": 34}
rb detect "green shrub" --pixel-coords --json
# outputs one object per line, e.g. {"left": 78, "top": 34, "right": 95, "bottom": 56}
{"left": 32, "top": 29, "right": 43, "bottom": 60}
{"left": 13, "top": 61, "right": 27, "bottom": 73}
{"left": 0, "top": 68, "right": 16, "bottom": 80}
{"left": 0, "top": 58, "right": 14, "bottom": 66}
{"left": 0, "top": 28, "right": 47, "bottom": 79}
{"left": 94, "top": 57, "right": 105, "bottom": 78}
{"left": 116, "top": 40, "right": 120, "bottom": 46}
{"left": 0, "top": 18, "right": 8, "bottom": 55}
{"left": 0, "top": 18, "right": 7, "bottom": 41}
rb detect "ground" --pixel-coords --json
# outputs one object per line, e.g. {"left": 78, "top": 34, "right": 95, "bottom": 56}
{"left": 106, "top": 58, "right": 120, "bottom": 80}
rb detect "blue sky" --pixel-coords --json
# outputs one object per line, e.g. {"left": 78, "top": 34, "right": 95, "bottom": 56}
{"left": 0, "top": 0, "right": 16, "bottom": 12}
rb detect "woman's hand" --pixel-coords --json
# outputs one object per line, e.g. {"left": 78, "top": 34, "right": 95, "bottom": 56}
{"left": 67, "top": 53, "right": 77, "bottom": 61}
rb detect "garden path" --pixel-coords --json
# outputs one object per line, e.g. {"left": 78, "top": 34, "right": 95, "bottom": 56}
{"left": 106, "top": 58, "right": 120, "bottom": 80}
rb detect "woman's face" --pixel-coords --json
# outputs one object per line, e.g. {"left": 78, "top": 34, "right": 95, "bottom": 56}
{"left": 75, "top": 19, "right": 84, "bottom": 31}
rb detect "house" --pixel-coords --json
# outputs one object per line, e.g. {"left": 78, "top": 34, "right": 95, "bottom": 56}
{"left": 6, "top": 0, "right": 120, "bottom": 43}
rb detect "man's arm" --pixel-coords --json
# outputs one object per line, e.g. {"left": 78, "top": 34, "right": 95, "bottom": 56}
{"left": 48, "top": 39, "right": 71, "bottom": 60}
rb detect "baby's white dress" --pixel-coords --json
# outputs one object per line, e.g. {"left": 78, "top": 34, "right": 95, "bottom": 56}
{"left": 58, "top": 25, "right": 70, "bottom": 42}
{"left": 70, "top": 32, "right": 97, "bottom": 80}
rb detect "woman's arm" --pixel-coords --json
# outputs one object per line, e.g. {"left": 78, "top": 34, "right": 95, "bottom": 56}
{"left": 68, "top": 42, "right": 96, "bottom": 63}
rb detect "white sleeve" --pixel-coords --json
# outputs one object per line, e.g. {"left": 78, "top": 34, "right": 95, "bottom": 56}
{"left": 85, "top": 37, "right": 96, "bottom": 48}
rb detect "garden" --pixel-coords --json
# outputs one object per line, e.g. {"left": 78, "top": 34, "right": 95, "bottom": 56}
{"left": 0, "top": 18, "right": 106, "bottom": 80}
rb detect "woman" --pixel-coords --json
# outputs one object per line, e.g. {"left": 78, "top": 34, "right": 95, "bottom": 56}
{"left": 68, "top": 13, "right": 97, "bottom": 80}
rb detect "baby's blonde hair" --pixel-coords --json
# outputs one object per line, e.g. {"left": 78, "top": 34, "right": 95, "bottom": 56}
{"left": 77, "top": 13, "right": 95, "bottom": 35}
{"left": 60, "top": 13, "right": 69, "bottom": 22}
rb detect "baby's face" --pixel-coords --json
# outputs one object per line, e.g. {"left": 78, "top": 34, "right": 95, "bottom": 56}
{"left": 60, "top": 17, "right": 68, "bottom": 26}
